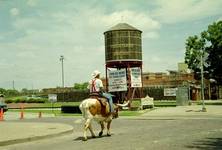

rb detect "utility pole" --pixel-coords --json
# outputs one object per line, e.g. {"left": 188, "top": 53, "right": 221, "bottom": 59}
{"left": 200, "top": 52, "right": 206, "bottom": 112}
{"left": 12, "top": 80, "right": 15, "bottom": 90}
{"left": 60, "top": 55, "right": 65, "bottom": 102}
{"left": 197, "top": 49, "right": 209, "bottom": 112}
{"left": 60, "top": 55, "right": 65, "bottom": 88}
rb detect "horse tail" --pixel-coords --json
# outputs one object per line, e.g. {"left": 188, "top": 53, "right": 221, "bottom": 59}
{"left": 79, "top": 100, "right": 86, "bottom": 118}
{"left": 79, "top": 99, "right": 91, "bottom": 118}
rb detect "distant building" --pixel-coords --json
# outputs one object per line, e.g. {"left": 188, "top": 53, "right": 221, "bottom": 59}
{"left": 178, "top": 62, "right": 189, "bottom": 73}
{"left": 142, "top": 71, "right": 202, "bottom": 100}
{"left": 42, "top": 87, "right": 75, "bottom": 94}
{"left": 143, "top": 71, "right": 195, "bottom": 88}
{"left": 141, "top": 62, "right": 212, "bottom": 100}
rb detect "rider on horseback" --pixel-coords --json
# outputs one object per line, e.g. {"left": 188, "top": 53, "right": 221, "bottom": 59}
{"left": 87, "top": 70, "right": 115, "bottom": 114}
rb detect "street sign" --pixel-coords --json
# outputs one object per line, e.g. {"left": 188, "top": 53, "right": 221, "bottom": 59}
{"left": 48, "top": 94, "right": 57, "bottom": 103}
{"left": 108, "top": 69, "right": 127, "bottom": 92}
{"left": 196, "top": 52, "right": 209, "bottom": 61}
{"left": 130, "top": 67, "right": 142, "bottom": 87}
{"left": 164, "top": 88, "right": 177, "bottom": 96}
{"left": 197, "top": 51, "right": 209, "bottom": 68}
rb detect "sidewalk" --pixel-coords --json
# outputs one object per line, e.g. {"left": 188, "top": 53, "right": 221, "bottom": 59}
{"left": 0, "top": 112, "right": 73, "bottom": 147}
{"left": 140, "top": 105, "right": 222, "bottom": 119}
{"left": 0, "top": 122, "right": 73, "bottom": 146}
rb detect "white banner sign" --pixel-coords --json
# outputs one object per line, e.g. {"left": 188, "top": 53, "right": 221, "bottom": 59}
{"left": 130, "top": 67, "right": 142, "bottom": 87}
{"left": 164, "top": 88, "right": 177, "bottom": 96}
{"left": 108, "top": 69, "right": 127, "bottom": 92}
{"left": 48, "top": 94, "right": 57, "bottom": 103}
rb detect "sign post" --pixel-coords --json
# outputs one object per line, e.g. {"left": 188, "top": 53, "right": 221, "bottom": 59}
{"left": 48, "top": 94, "right": 57, "bottom": 114}
{"left": 197, "top": 50, "right": 208, "bottom": 112}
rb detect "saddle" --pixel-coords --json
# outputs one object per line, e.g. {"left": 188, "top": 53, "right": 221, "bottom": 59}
{"left": 89, "top": 93, "right": 107, "bottom": 106}
{"left": 89, "top": 93, "right": 109, "bottom": 116}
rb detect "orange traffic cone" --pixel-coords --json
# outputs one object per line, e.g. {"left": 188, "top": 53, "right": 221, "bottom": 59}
{"left": 0, "top": 108, "right": 4, "bottom": 121}
{"left": 20, "top": 105, "right": 24, "bottom": 119}
{"left": 38, "top": 111, "right": 42, "bottom": 118}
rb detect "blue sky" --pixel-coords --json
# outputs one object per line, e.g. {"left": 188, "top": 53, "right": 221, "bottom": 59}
{"left": 0, "top": 0, "right": 222, "bottom": 90}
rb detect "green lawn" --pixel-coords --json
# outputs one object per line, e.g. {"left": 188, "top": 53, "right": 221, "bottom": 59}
{"left": 8, "top": 99, "right": 221, "bottom": 117}
{"left": 8, "top": 109, "right": 149, "bottom": 117}
{"left": 33, "top": 102, "right": 81, "bottom": 107}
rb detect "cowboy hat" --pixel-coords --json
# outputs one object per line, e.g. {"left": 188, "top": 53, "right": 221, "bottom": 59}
{"left": 91, "top": 70, "right": 101, "bottom": 78}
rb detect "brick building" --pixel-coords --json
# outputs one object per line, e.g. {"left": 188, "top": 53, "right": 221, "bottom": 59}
{"left": 142, "top": 71, "right": 203, "bottom": 100}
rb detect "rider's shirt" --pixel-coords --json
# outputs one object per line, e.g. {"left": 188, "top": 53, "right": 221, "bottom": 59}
{"left": 88, "top": 78, "right": 103, "bottom": 93}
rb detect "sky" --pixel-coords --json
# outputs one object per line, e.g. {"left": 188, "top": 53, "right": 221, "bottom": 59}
{"left": 0, "top": 0, "right": 222, "bottom": 90}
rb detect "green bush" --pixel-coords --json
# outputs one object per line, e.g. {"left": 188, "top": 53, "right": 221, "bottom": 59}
{"left": 14, "top": 98, "right": 22, "bottom": 103}
{"left": 5, "top": 97, "right": 46, "bottom": 103}
{"left": 5, "top": 99, "right": 13, "bottom": 103}
{"left": 57, "top": 90, "right": 89, "bottom": 102}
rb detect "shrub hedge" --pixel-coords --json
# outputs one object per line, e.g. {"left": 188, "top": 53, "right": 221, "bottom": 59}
{"left": 5, "top": 98, "right": 47, "bottom": 103}
{"left": 5, "top": 87, "right": 176, "bottom": 103}
{"left": 56, "top": 90, "right": 89, "bottom": 102}
{"left": 143, "top": 87, "right": 176, "bottom": 100}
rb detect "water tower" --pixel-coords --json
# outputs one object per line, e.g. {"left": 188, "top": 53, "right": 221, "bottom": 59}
{"left": 104, "top": 23, "right": 143, "bottom": 102}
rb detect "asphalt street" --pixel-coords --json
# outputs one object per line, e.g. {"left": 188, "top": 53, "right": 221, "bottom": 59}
{"left": 1, "top": 118, "right": 222, "bottom": 150}
{"left": 1, "top": 113, "right": 222, "bottom": 150}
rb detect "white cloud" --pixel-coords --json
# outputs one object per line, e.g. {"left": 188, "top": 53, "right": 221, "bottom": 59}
{"left": 150, "top": 55, "right": 161, "bottom": 63}
{"left": 94, "top": 10, "right": 161, "bottom": 32}
{"left": 217, "top": 17, "right": 222, "bottom": 22}
{"left": 1, "top": 7, "right": 163, "bottom": 89}
{"left": 143, "top": 31, "right": 159, "bottom": 39}
{"left": 152, "top": 0, "right": 222, "bottom": 24}
{"left": 16, "top": 51, "right": 37, "bottom": 58}
{"left": 3, "top": 0, "right": 220, "bottom": 89}
{"left": 27, "top": 0, "right": 37, "bottom": 6}
{"left": 10, "top": 8, "right": 20, "bottom": 16}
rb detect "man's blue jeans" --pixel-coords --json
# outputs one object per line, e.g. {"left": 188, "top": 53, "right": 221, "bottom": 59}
{"left": 102, "top": 92, "right": 114, "bottom": 113}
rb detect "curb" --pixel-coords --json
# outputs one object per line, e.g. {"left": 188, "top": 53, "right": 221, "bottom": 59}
{"left": 0, "top": 126, "right": 73, "bottom": 147}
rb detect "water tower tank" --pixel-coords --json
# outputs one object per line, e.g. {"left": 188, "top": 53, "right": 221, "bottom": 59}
{"left": 104, "top": 23, "right": 143, "bottom": 101}
{"left": 104, "top": 23, "right": 142, "bottom": 63}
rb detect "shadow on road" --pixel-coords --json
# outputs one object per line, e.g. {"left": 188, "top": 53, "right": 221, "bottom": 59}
{"left": 73, "top": 137, "right": 83, "bottom": 141}
{"left": 74, "top": 134, "right": 112, "bottom": 141}
{"left": 186, "top": 138, "right": 222, "bottom": 150}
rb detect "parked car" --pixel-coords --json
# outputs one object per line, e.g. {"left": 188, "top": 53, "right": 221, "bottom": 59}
{"left": 0, "top": 94, "right": 8, "bottom": 112}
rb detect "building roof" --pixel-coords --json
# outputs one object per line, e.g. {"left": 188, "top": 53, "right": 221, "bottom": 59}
{"left": 105, "top": 23, "right": 142, "bottom": 32}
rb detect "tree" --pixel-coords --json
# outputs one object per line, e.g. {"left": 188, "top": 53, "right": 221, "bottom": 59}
{"left": 0, "top": 88, "right": 7, "bottom": 95}
{"left": 203, "top": 21, "right": 222, "bottom": 84}
{"left": 6, "top": 89, "right": 20, "bottom": 96}
{"left": 21, "top": 88, "right": 29, "bottom": 95}
{"left": 185, "top": 20, "right": 222, "bottom": 84}
{"left": 185, "top": 35, "right": 206, "bottom": 79}
{"left": 73, "top": 82, "right": 88, "bottom": 90}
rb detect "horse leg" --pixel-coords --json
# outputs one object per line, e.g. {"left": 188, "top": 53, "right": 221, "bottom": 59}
{"left": 107, "top": 120, "right": 112, "bottom": 136}
{"left": 99, "top": 121, "right": 104, "bottom": 137}
{"left": 83, "top": 118, "right": 91, "bottom": 141}
{"left": 88, "top": 123, "right": 96, "bottom": 138}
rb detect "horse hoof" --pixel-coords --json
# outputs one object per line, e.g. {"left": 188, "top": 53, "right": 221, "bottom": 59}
{"left": 92, "top": 135, "right": 96, "bottom": 138}
{"left": 99, "top": 131, "right": 103, "bottom": 137}
{"left": 82, "top": 138, "right": 87, "bottom": 141}
{"left": 107, "top": 133, "right": 111, "bottom": 136}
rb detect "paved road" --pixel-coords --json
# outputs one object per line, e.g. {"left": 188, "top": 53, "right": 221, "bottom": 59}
{"left": 2, "top": 115, "right": 222, "bottom": 150}
{"left": 1, "top": 105, "right": 222, "bottom": 149}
